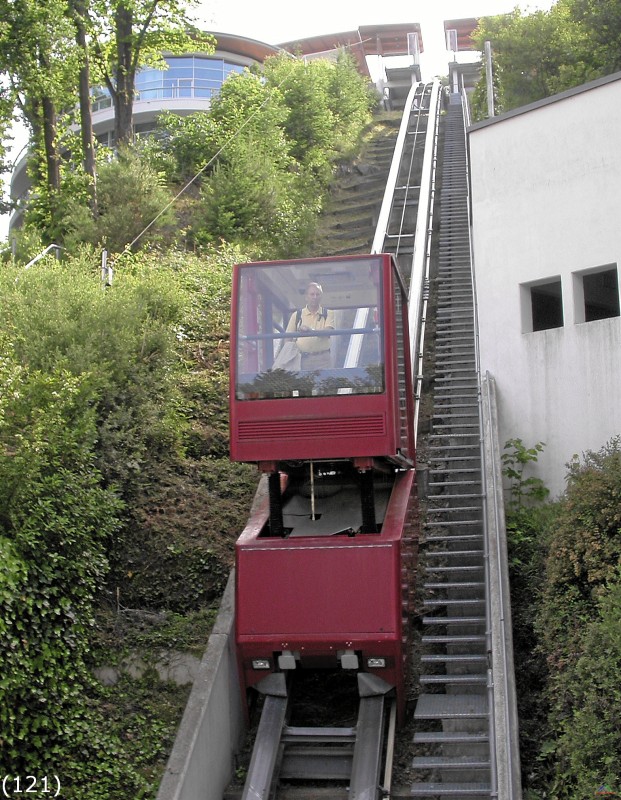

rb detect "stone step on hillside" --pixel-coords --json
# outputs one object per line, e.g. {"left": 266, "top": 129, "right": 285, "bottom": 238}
{"left": 312, "top": 112, "right": 401, "bottom": 256}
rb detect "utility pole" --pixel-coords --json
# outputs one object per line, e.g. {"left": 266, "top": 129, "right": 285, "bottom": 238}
{"left": 484, "top": 41, "right": 495, "bottom": 118}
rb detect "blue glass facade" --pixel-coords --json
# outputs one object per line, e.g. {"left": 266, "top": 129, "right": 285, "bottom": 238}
{"left": 91, "top": 56, "right": 245, "bottom": 111}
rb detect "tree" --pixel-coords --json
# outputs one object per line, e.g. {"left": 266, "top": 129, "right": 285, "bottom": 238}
{"left": 567, "top": 0, "right": 621, "bottom": 73}
{"left": 86, "top": 0, "right": 215, "bottom": 145}
{"left": 471, "top": 1, "right": 620, "bottom": 118}
{"left": 263, "top": 52, "right": 376, "bottom": 182}
{"left": 69, "top": 0, "right": 98, "bottom": 213}
{"left": 0, "top": 0, "right": 79, "bottom": 217}
{"left": 61, "top": 146, "right": 176, "bottom": 253}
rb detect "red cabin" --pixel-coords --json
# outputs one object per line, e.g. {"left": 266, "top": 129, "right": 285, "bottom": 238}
{"left": 229, "top": 253, "right": 414, "bottom": 468}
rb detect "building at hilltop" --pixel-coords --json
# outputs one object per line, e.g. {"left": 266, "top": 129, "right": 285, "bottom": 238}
{"left": 8, "top": 24, "right": 429, "bottom": 230}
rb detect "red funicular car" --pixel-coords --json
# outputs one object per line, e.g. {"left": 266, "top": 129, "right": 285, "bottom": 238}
{"left": 230, "top": 254, "right": 417, "bottom": 723}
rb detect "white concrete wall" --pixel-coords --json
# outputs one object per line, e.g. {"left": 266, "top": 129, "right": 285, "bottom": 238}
{"left": 469, "top": 74, "right": 621, "bottom": 498}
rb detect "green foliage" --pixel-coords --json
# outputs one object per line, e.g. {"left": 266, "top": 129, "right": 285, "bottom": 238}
{"left": 0, "top": 246, "right": 260, "bottom": 792}
{"left": 547, "top": 573, "right": 621, "bottom": 797}
{"left": 143, "top": 52, "right": 376, "bottom": 258}
{"left": 502, "top": 437, "right": 550, "bottom": 509}
{"left": 0, "top": 255, "right": 185, "bottom": 496}
{"left": 527, "top": 439, "right": 621, "bottom": 796}
{"left": 504, "top": 437, "right": 621, "bottom": 795}
{"left": 263, "top": 52, "right": 377, "bottom": 181}
{"left": 567, "top": 0, "right": 621, "bottom": 74}
{"left": 0, "top": 341, "right": 131, "bottom": 783}
{"left": 0, "top": 43, "right": 377, "bottom": 788}
{"left": 502, "top": 438, "right": 552, "bottom": 788}
{"left": 471, "top": 1, "right": 610, "bottom": 117}
{"left": 59, "top": 147, "right": 177, "bottom": 254}
{"left": 139, "top": 110, "right": 219, "bottom": 183}
{"left": 538, "top": 439, "right": 621, "bottom": 662}
{"left": 196, "top": 135, "right": 319, "bottom": 258}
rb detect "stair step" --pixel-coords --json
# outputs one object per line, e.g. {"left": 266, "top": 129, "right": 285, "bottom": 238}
{"left": 423, "top": 598, "right": 485, "bottom": 608}
{"left": 421, "top": 634, "right": 486, "bottom": 645}
{"left": 425, "top": 565, "right": 483, "bottom": 573}
{"left": 412, "top": 755, "right": 490, "bottom": 770}
{"left": 422, "top": 617, "right": 485, "bottom": 625}
{"left": 423, "top": 537, "right": 484, "bottom": 547}
{"left": 420, "top": 653, "right": 488, "bottom": 665}
{"left": 424, "top": 520, "right": 482, "bottom": 528}
{"left": 413, "top": 731, "right": 489, "bottom": 745}
{"left": 410, "top": 782, "right": 492, "bottom": 797}
{"left": 415, "top": 693, "right": 488, "bottom": 720}
{"left": 419, "top": 673, "right": 488, "bottom": 685}
{"left": 423, "top": 581, "right": 485, "bottom": 590}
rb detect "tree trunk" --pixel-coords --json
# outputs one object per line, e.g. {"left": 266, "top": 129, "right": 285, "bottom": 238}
{"left": 70, "top": 0, "right": 98, "bottom": 215}
{"left": 35, "top": 45, "right": 61, "bottom": 197}
{"left": 114, "top": 2, "right": 135, "bottom": 145}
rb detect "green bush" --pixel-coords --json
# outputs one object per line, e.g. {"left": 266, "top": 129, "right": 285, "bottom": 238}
{"left": 0, "top": 254, "right": 185, "bottom": 496}
{"left": 0, "top": 343, "right": 128, "bottom": 779}
{"left": 532, "top": 439, "right": 621, "bottom": 796}
{"left": 0, "top": 245, "right": 260, "bottom": 792}
{"left": 546, "top": 573, "right": 621, "bottom": 797}
{"left": 59, "top": 148, "right": 177, "bottom": 255}
{"left": 501, "top": 440, "right": 553, "bottom": 790}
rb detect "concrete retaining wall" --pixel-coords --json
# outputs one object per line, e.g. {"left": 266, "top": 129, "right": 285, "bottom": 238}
{"left": 156, "top": 572, "right": 244, "bottom": 800}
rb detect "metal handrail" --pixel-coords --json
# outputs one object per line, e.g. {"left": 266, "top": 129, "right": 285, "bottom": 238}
{"left": 24, "top": 243, "right": 63, "bottom": 269}
{"left": 481, "top": 373, "right": 523, "bottom": 800}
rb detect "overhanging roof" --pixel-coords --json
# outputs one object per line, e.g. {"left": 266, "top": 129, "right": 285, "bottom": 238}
{"left": 212, "top": 31, "right": 284, "bottom": 62}
{"left": 278, "top": 24, "right": 424, "bottom": 78}
{"left": 444, "top": 18, "right": 480, "bottom": 51}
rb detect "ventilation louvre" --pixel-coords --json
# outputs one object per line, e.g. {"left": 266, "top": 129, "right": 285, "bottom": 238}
{"left": 237, "top": 415, "right": 386, "bottom": 441}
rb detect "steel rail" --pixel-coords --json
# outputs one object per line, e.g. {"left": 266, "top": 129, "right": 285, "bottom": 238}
{"left": 345, "top": 80, "right": 432, "bottom": 370}
{"left": 371, "top": 81, "right": 423, "bottom": 256}
{"left": 240, "top": 690, "right": 394, "bottom": 799}
{"left": 409, "top": 80, "right": 440, "bottom": 441}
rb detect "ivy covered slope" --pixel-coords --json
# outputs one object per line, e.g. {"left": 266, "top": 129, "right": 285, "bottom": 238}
{"left": 0, "top": 52, "right": 378, "bottom": 798}
{"left": 0, "top": 250, "right": 256, "bottom": 797}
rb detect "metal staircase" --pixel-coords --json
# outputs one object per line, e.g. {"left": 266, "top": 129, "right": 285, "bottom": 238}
{"left": 411, "top": 95, "right": 492, "bottom": 798}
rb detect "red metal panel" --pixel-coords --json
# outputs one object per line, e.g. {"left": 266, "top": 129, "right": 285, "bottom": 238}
{"left": 234, "top": 469, "right": 416, "bottom": 726}
{"left": 236, "top": 540, "right": 398, "bottom": 637}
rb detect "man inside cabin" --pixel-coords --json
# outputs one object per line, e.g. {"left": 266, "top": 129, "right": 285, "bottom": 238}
{"left": 286, "top": 281, "right": 335, "bottom": 370}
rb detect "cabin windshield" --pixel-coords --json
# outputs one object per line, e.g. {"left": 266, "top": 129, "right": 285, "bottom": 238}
{"left": 235, "top": 258, "right": 385, "bottom": 400}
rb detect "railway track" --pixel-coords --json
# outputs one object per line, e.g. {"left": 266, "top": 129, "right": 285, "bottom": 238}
{"left": 225, "top": 82, "right": 438, "bottom": 800}
{"left": 228, "top": 673, "right": 396, "bottom": 800}
{"left": 409, "top": 93, "right": 493, "bottom": 797}
{"left": 225, "top": 87, "right": 518, "bottom": 800}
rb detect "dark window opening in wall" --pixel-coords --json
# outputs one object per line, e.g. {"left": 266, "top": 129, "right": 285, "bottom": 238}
{"left": 583, "top": 268, "right": 620, "bottom": 321}
{"left": 531, "top": 280, "right": 563, "bottom": 331}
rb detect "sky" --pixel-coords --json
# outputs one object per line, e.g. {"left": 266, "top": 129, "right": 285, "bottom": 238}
{"left": 193, "top": 0, "right": 556, "bottom": 81}
{"left": 1, "top": 0, "right": 556, "bottom": 240}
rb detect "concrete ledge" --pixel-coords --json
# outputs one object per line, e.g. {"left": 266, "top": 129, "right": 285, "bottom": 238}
{"left": 156, "top": 572, "right": 244, "bottom": 800}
